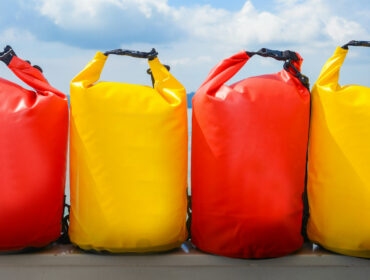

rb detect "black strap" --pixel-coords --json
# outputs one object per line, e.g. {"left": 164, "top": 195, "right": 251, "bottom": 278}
{"left": 104, "top": 48, "right": 158, "bottom": 60}
{"left": 246, "top": 48, "right": 299, "bottom": 62}
{"left": 283, "top": 60, "right": 310, "bottom": 90}
{"left": 301, "top": 102, "right": 311, "bottom": 242}
{"left": 24, "top": 59, "right": 43, "bottom": 73}
{"left": 146, "top": 64, "right": 170, "bottom": 87}
{"left": 0, "top": 45, "right": 43, "bottom": 72}
{"left": 58, "top": 195, "right": 70, "bottom": 244}
{"left": 186, "top": 193, "right": 192, "bottom": 240}
{"left": 342, "top": 40, "right": 370, "bottom": 49}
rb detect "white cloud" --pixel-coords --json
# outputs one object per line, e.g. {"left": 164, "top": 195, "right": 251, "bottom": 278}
{"left": 1, "top": 0, "right": 369, "bottom": 92}
{"left": 34, "top": 0, "right": 171, "bottom": 27}
{"left": 32, "top": 0, "right": 369, "bottom": 47}
{"left": 173, "top": 0, "right": 368, "bottom": 47}
{"left": 1, "top": 28, "right": 34, "bottom": 42}
{"left": 325, "top": 16, "right": 368, "bottom": 43}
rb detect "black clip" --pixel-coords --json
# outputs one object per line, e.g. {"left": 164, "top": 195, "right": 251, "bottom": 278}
{"left": 258, "top": 48, "right": 284, "bottom": 60}
{"left": 246, "top": 48, "right": 299, "bottom": 62}
{"left": 0, "top": 45, "right": 16, "bottom": 65}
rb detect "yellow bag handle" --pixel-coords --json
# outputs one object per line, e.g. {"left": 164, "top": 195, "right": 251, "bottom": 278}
{"left": 147, "top": 65, "right": 170, "bottom": 87}
{"left": 72, "top": 48, "right": 158, "bottom": 88}
{"left": 71, "top": 51, "right": 107, "bottom": 88}
{"left": 147, "top": 57, "right": 186, "bottom": 104}
{"left": 316, "top": 40, "right": 370, "bottom": 89}
{"left": 71, "top": 48, "right": 183, "bottom": 92}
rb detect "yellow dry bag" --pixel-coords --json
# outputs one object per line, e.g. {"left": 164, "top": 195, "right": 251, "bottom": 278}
{"left": 69, "top": 48, "right": 188, "bottom": 252}
{"left": 307, "top": 40, "right": 370, "bottom": 257}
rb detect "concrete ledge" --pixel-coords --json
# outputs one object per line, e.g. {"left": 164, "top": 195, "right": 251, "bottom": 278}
{"left": 1, "top": 242, "right": 369, "bottom": 280}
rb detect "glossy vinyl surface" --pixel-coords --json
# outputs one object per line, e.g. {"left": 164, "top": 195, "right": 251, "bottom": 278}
{"left": 191, "top": 51, "right": 310, "bottom": 258}
{"left": 0, "top": 56, "right": 69, "bottom": 251}
{"left": 69, "top": 52, "right": 188, "bottom": 253}
{"left": 307, "top": 47, "right": 370, "bottom": 258}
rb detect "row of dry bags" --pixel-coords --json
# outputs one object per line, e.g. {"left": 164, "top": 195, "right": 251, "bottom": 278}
{"left": 0, "top": 41, "right": 369, "bottom": 259}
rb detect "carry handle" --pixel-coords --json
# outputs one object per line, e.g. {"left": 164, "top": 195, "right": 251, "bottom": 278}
{"left": 201, "top": 48, "right": 309, "bottom": 94}
{"left": 316, "top": 40, "right": 370, "bottom": 88}
{"left": 72, "top": 49, "right": 179, "bottom": 91}
{"left": 104, "top": 48, "right": 158, "bottom": 60}
{"left": 246, "top": 48, "right": 299, "bottom": 62}
{"left": 246, "top": 48, "right": 309, "bottom": 89}
{"left": 342, "top": 40, "right": 370, "bottom": 49}
{"left": 104, "top": 48, "right": 159, "bottom": 86}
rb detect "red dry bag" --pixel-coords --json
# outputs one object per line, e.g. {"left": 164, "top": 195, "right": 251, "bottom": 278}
{"left": 0, "top": 46, "right": 68, "bottom": 251}
{"left": 191, "top": 48, "right": 310, "bottom": 258}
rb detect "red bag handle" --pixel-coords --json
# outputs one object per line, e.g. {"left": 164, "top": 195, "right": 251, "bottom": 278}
{"left": 200, "top": 48, "right": 309, "bottom": 95}
{"left": 0, "top": 46, "right": 65, "bottom": 98}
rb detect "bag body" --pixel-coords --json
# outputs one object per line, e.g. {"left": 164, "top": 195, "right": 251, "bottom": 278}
{"left": 307, "top": 41, "right": 370, "bottom": 258}
{"left": 0, "top": 46, "right": 69, "bottom": 251}
{"left": 69, "top": 49, "right": 188, "bottom": 253}
{"left": 191, "top": 49, "right": 310, "bottom": 258}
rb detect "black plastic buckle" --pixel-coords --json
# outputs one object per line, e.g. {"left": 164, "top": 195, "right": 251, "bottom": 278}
{"left": 259, "top": 48, "right": 285, "bottom": 60}
{"left": 282, "top": 50, "right": 299, "bottom": 61}
{"left": 246, "top": 48, "right": 299, "bottom": 62}
{"left": 0, "top": 45, "right": 16, "bottom": 65}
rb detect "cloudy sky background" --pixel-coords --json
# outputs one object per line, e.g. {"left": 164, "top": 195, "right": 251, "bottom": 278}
{"left": 0, "top": 0, "right": 369, "bottom": 94}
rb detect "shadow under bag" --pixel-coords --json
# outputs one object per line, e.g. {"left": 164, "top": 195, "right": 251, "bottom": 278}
{"left": 69, "top": 49, "right": 188, "bottom": 253}
{"left": 0, "top": 46, "right": 69, "bottom": 251}
{"left": 191, "top": 48, "right": 310, "bottom": 258}
{"left": 307, "top": 40, "right": 370, "bottom": 258}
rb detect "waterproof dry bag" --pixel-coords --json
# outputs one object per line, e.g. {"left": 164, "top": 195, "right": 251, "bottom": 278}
{"left": 307, "top": 40, "right": 370, "bottom": 258}
{"left": 0, "top": 46, "right": 69, "bottom": 251}
{"left": 191, "top": 48, "right": 310, "bottom": 258}
{"left": 69, "top": 49, "right": 188, "bottom": 252}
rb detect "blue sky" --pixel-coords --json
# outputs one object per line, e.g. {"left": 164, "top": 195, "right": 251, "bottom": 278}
{"left": 0, "top": 0, "right": 369, "bottom": 93}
